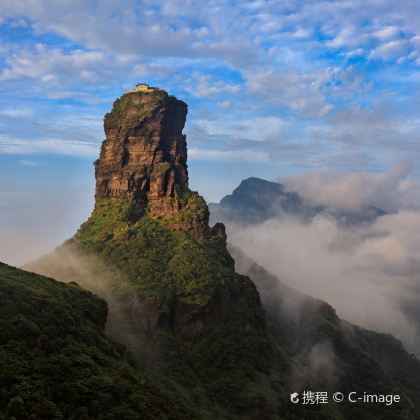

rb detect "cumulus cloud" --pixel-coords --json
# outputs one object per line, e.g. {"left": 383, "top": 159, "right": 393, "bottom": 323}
{"left": 0, "top": 45, "right": 120, "bottom": 85}
{"left": 369, "top": 39, "right": 410, "bottom": 61}
{"left": 0, "top": 135, "right": 99, "bottom": 156}
{"left": 184, "top": 72, "right": 241, "bottom": 98}
{"left": 374, "top": 26, "right": 400, "bottom": 41}
{"left": 228, "top": 213, "right": 420, "bottom": 353}
{"left": 0, "top": 0, "right": 419, "bottom": 173}
{"left": 0, "top": 2, "right": 420, "bottom": 352}
{"left": 223, "top": 166, "right": 420, "bottom": 354}
{"left": 244, "top": 70, "right": 333, "bottom": 117}
{"left": 0, "top": 108, "right": 103, "bottom": 157}
{"left": 279, "top": 163, "right": 418, "bottom": 213}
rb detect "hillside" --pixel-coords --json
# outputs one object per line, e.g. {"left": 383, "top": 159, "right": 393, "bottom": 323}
{"left": 232, "top": 247, "right": 420, "bottom": 420}
{"left": 0, "top": 262, "right": 190, "bottom": 419}
{"left": 27, "top": 85, "right": 283, "bottom": 418}
{"left": 25, "top": 85, "right": 420, "bottom": 419}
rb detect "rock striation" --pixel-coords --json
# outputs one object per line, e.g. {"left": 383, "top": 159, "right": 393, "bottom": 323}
{"left": 96, "top": 84, "right": 191, "bottom": 218}
{"left": 94, "top": 84, "right": 214, "bottom": 238}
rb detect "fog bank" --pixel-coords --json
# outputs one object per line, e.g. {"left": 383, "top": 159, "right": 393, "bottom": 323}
{"left": 227, "top": 166, "right": 420, "bottom": 353}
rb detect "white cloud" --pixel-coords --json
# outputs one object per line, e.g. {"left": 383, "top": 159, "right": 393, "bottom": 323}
{"left": 290, "top": 27, "right": 313, "bottom": 40}
{"left": 223, "top": 164, "right": 420, "bottom": 353}
{"left": 227, "top": 164, "right": 420, "bottom": 353}
{"left": 229, "top": 210, "right": 420, "bottom": 353}
{"left": 185, "top": 72, "right": 241, "bottom": 98}
{"left": 279, "top": 163, "right": 417, "bottom": 213}
{"left": 370, "top": 39, "right": 410, "bottom": 61}
{"left": 193, "top": 116, "right": 286, "bottom": 142}
{"left": 0, "top": 135, "right": 99, "bottom": 157}
{"left": 218, "top": 100, "right": 232, "bottom": 109}
{"left": 0, "top": 107, "right": 33, "bottom": 117}
{"left": 245, "top": 70, "right": 334, "bottom": 117}
{"left": 0, "top": 46, "right": 110, "bottom": 84}
{"left": 327, "top": 26, "right": 366, "bottom": 49}
{"left": 19, "top": 159, "right": 41, "bottom": 166}
{"left": 374, "top": 26, "right": 400, "bottom": 41}
{"left": 189, "top": 147, "right": 268, "bottom": 162}
{"left": 411, "top": 35, "right": 420, "bottom": 49}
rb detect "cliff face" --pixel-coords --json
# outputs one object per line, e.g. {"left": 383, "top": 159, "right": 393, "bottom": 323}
{"left": 30, "top": 85, "right": 243, "bottom": 343}
{"left": 25, "top": 84, "right": 420, "bottom": 419}
{"left": 95, "top": 84, "right": 209, "bottom": 236}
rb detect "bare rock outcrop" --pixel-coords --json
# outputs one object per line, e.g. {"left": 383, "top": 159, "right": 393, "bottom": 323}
{"left": 96, "top": 84, "right": 188, "bottom": 215}
{"left": 95, "top": 83, "right": 210, "bottom": 236}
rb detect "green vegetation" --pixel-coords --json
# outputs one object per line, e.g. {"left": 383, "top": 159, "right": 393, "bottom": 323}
{"left": 161, "top": 192, "right": 209, "bottom": 231}
{"left": 73, "top": 197, "right": 223, "bottom": 305}
{"left": 10, "top": 84, "right": 420, "bottom": 419}
{"left": 74, "top": 198, "right": 145, "bottom": 242}
{"left": 22, "top": 195, "right": 420, "bottom": 419}
{"left": 38, "top": 197, "right": 286, "bottom": 417}
{"left": 242, "top": 259, "right": 420, "bottom": 420}
{"left": 0, "top": 262, "right": 191, "bottom": 420}
{"left": 103, "top": 91, "right": 167, "bottom": 132}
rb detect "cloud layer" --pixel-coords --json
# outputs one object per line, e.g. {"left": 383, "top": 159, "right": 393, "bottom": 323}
{"left": 1, "top": 2, "right": 420, "bottom": 339}
{"left": 279, "top": 163, "right": 420, "bottom": 213}
{"left": 0, "top": 0, "right": 419, "bottom": 179}
{"left": 225, "top": 167, "right": 420, "bottom": 354}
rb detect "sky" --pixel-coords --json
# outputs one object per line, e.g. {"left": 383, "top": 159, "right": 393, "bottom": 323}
{"left": 0, "top": 0, "right": 420, "bottom": 265}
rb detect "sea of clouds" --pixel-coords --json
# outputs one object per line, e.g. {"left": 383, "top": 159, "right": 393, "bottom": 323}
{"left": 226, "top": 163, "right": 420, "bottom": 354}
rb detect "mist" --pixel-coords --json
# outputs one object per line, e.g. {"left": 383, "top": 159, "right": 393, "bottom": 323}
{"left": 7, "top": 159, "right": 420, "bottom": 356}
{"left": 0, "top": 157, "right": 94, "bottom": 267}
{"left": 226, "top": 165, "right": 420, "bottom": 354}
{"left": 25, "top": 246, "right": 159, "bottom": 364}
{"left": 278, "top": 162, "right": 420, "bottom": 213}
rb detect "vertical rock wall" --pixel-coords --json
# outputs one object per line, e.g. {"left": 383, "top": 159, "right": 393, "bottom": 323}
{"left": 95, "top": 84, "right": 190, "bottom": 218}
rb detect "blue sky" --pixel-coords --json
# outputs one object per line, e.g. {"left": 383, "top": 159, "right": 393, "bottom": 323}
{"left": 0, "top": 0, "right": 420, "bottom": 264}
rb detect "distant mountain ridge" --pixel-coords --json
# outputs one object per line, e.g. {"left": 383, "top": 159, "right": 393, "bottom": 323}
{"left": 209, "top": 177, "right": 387, "bottom": 226}
{"left": 15, "top": 86, "right": 420, "bottom": 419}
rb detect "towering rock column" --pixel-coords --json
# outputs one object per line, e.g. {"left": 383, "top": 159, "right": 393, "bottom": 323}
{"left": 95, "top": 84, "right": 190, "bottom": 217}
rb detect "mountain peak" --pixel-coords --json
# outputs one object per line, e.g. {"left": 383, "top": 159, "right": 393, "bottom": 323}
{"left": 236, "top": 177, "right": 285, "bottom": 193}
{"left": 22, "top": 88, "right": 420, "bottom": 420}
{"left": 95, "top": 85, "right": 189, "bottom": 218}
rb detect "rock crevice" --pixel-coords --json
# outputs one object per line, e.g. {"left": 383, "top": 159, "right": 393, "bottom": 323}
{"left": 95, "top": 85, "right": 190, "bottom": 219}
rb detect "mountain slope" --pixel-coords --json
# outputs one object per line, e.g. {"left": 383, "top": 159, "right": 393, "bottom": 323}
{"left": 0, "top": 262, "right": 190, "bottom": 420}
{"left": 25, "top": 85, "right": 420, "bottom": 419}
{"left": 232, "top": 247, "right": 420, "bottom": 419}
{"left": 27, "top": 85, "right": 284, "bottom": 418}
